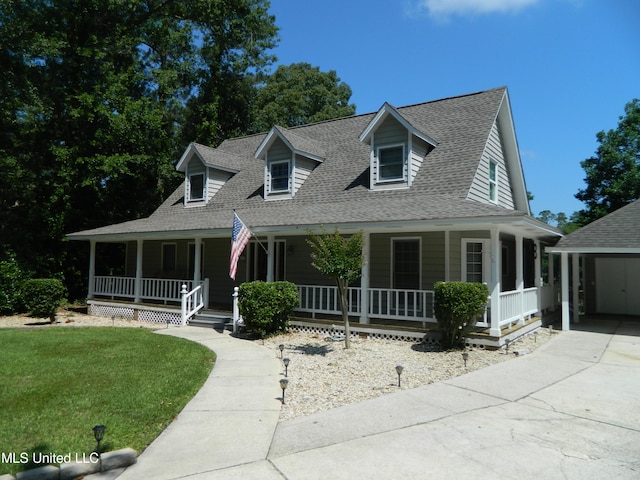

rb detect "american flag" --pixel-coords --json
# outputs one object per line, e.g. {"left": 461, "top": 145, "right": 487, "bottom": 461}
{"left": 230, "top": 212, "right": 252, "bottom": 280}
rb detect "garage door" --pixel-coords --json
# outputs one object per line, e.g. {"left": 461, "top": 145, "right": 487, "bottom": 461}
{"left": 595, "top": 258, "right": 640, "bottom": 315}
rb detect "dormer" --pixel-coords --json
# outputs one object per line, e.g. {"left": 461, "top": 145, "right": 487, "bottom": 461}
{"left": 359, "top": 103, "right": 437, "bottom": 190}
{"left": 176, "top": 143, "right": 242, "bottom": 206}
{"left": 255, "top": 126, "right": 325, "bottom": 200}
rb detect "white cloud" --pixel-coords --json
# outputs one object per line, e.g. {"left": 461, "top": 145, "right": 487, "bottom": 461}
{"left": 415, "top": 0, "right": 542, "bottom": 18}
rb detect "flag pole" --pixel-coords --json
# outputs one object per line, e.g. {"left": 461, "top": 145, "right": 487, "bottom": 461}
{"left": 234, "top": 211, "right": 268, "bottom": 254}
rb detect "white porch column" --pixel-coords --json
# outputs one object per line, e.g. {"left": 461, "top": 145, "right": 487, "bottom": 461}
{"left": 489, "top": 228, "right": 501, "bottom": 337}
{"left": 572, "top": 254, "right": 580, "bottom": 324}
{"left": 548, "top": 251, "right": 556, "bottom": 311}
{"left": 360, "top": 231, "right": 370, "bottom": 324}
{"left": 266, "top": 235, "right": 275, "bottom": 282}
{"left": 444, "top": 230, "right": 450, "bottom": 281}
{"left": 515, "top": 233, "right": 524, "bottom": 325}
{"left": 561, "top": 252, "right": 570, "bottom": 330}
{"left": 134, "top": 239, "right": 143, "bottom": 303}
{"left": 88, "top": 240, "right": 96, "bottom": 299}
{"left": 534, "top": 240, "right": 542, "bottom": 313}
{"left": 193, "top": 237, "right": 202, "bottom": 283}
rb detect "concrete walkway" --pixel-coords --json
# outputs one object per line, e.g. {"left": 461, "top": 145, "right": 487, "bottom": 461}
{"left": 95, "top": 319, "right": 640, "bottom": 479}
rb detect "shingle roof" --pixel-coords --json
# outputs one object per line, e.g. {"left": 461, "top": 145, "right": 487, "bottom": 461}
{"left": 69, "top": 87, "right": 536, "bottom": 239}
{"left": 554, "top": 200, "right": 640, "bottom": 249}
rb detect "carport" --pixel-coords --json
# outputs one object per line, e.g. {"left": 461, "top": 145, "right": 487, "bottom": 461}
{"left": 546, "top": 200, "right": 640, "bottom": 330}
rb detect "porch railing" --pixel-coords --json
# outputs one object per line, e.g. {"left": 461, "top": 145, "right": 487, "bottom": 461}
{"left": 498, "top": 287, "right": 539, "bottom": 328}
{"left": 92, "top": 276, "right": 208, "bottom": 305}
{"left": 296, "top": 285, "right": 435, "bottom": 326}
{"left": 181, "top": 282, "right": 207, "bottom": 326}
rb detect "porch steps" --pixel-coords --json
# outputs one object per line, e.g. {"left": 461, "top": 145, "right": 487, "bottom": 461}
{"left": 189, "top": 310, "right": 233, "bottom": 329}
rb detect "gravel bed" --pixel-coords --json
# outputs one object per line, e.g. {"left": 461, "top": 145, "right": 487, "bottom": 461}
{"left": 0, "top": 310, "right": 161, "bottom": 329}
{"left": 1, "top": 311, "right": 554, "bottom": 422}
{"left": 258, "top": 327, "right": 554, "bottom": 421}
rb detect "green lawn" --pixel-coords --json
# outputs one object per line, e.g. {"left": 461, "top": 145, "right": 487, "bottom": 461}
{"left": 0, "top": 327, "right": 215, "bottom": 476}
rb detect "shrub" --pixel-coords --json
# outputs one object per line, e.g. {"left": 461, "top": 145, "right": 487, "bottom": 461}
{"left": 22, "top": 278, "right": 67, "bottom": 322}
{"left": 434, "top": 281, "right": 489, "bottom": 350}
{"left": 0, "top": 254, "right": 30, "bottom": 314}
{"left": 238, "top": 281, "right": 299, "bottom": 337}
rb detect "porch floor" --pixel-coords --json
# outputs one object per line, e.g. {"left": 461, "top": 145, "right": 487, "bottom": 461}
{"left": 87, "top": 298, "right": 547, "bottom": 349}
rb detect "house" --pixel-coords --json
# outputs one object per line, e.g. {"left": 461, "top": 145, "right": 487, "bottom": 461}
{"left": 68, "top": 87, "right": 562, "bottom": 340}
{"left": 547, "top": 199, "right": 640, "bottom": 330}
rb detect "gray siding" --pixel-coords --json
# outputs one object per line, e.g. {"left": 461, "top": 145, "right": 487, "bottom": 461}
{"left": 208, "top": 169, "right": 233, "bottom": 201}
{"left": 468, "top": 120, "right": 515, "bottom": 209}
{"left": 369, "top": 232, "right": 446, "bottom": 290}
{"left": 293, "top": 155, "right": 316, "bottom": 196}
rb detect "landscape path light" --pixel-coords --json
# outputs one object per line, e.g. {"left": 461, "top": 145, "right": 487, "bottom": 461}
{"left": 93, "top": 424, "right": 106, "bottom": 469}
{"left": 283, "top": 357, "right": 290, "bottom": 377}
{"left": 279, "top": 344, "right": 284, "bottom": 358}
{"left": 462, "top": 351, "right": 469, "bottom": 368}
{"left": 395, "top": 365, "right": 404, "bottom": 387}
{"left": 279, "top": 378, "right": 289, "bottom": 404}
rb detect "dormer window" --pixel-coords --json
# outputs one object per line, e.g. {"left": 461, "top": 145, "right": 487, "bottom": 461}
{"left": 269, "top": 160, "right": 291, "bottom": 193}
{"left": 359, "top": 102, "right": 437, "bottom": 191}
{"left": 189, "top": 173, "right": 205, "bottom": 202}
{"left": 377, "top": 145, "right": 406, "bottom": 182}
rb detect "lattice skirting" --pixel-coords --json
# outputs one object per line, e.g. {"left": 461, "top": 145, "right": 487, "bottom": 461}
{"left": 288, "top": 323, "right": 424, "bottom": 342}
{"left": 89, "top": 303, "right": 182, "bottom": 326}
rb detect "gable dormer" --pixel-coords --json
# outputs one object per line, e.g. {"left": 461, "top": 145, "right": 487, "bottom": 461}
{"left": 176, "top": 143, "right": 241, "bottom": 206}
{"left": 255, "top": 126, "right": 325, "bottom": 200}
{"left": 359, "top": 103, "right": 437, "bottom": 190}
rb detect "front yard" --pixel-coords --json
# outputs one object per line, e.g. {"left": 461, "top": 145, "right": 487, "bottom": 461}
{"left": 0, "top": 326, "right": 215, "bottom": 476}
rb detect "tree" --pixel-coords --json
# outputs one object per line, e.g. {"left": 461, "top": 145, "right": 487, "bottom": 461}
{"left": 250, "top": 63, "right": 356, "bottom": 133}
{"left": 535, "top": 210, "right": 580, "bottom": 234}
{"left": 0, "top": 0, "right": 278, "bottom": 298}
{"left": 306, "top": 229, "right": 363, "bottom": 348}
{"left": 575, "top": 99, "right": 640, "bottom": 224}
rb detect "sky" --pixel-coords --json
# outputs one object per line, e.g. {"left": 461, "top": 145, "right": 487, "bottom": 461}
{"left": 265, "top": 0, "right": 639, "bottom": 218}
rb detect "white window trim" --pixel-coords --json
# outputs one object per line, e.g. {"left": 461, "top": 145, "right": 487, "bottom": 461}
{"left": 267, "top": 159, "right": 292, "bottom": 194}
{"left": 161, "top": 242, "right": 177, "bottom": 273}
{"left": 461, "top": 239, "right": 490, "bottom": 283}
{"left": 376, "top": 143, "right": 407, "bottom": 184}
{"left": 489, "top": 159, "right": 498, "bottom": 204}
{"left": 390, "top": 237, "right": 422, "bottom": 290}
{"left": 187, "top": 172, "right": 206, "bottom": 203}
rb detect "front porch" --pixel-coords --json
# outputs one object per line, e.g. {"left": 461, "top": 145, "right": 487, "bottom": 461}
{"left": 87, "top": 277, "right": 558, "bottom": 345}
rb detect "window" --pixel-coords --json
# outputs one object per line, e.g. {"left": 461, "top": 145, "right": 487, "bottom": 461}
{"left": 392, "top": 238, "right": 420, "bottom": 289}
{"left": 189, "top": 173, "right": 205, "bottom": 201}
{"left": 270, "top": 161, "right": 290, "bottom": 193}
{"left": 489, "top": 160, "right": 498, "bottom": 203}
{"left": 377, "top": 145, "right": 405, "bottom": 182}
{"left": 462, "top": 239, "right": 489, "bottom": 283}
{"left": 162, "top": 243, "right": 177, "bottom": 273}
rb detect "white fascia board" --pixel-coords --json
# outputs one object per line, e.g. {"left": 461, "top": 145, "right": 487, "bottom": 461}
{"left": 359, "top": 103, "right": 437, "bottom": 147}
{"left": 254, "top": 127, "right": 281, "bottom": 159}
{"left": 545, "top": 246, "right": 640, "bottom": 254}
{"left": 497, "top": 90, "right": 530, "bottom": 215}
{"left": 359, "top": 103, "right": 390, "bottom": 143}
{"left": 175, "top": 143, "right": 197, "bottom": 172}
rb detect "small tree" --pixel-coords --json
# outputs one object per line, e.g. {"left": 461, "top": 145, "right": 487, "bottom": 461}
{"left": 434, "top": 282, "right": 489, "bottom": 350}
{"left": 22, "top": 278, "right": 67, "bottom": 323}
{"left": 307, "top": 229, "right": 363, "bottom": 348}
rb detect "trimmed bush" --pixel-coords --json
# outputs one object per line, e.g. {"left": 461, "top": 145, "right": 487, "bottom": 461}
{"left": 22, "top": 278, "right": 67, "bottom": 322}
{"left": 238, "top": 281, "right": 299, "bottom": 337}
{"left": 0, "top": 254, "right": 30, "bottom": 314}
{"left": 434, "top": 281, "right": 489, "bottom": 350}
